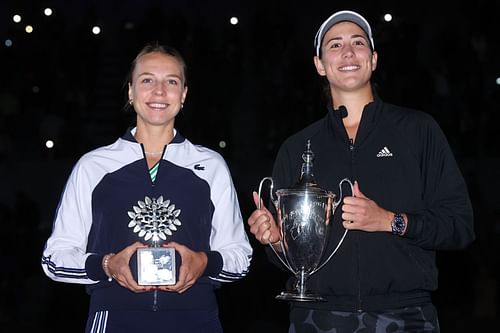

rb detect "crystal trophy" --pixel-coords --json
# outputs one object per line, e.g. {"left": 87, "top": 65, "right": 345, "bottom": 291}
{"left": 128, "top": 196, "right": 179, "bottom": 285}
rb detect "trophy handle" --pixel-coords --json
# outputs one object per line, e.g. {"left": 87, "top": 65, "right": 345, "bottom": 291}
{"left": 333, "top": 178, "right": 354, "bottom": 210}
{"left": 257, "top": 177, "right": 295, "bottom": 274}
{"left": 313, "top": 178, "right": 354, "bottom": 274}
{"left": 257, "top": 177, "right": 278, "bottom": 210}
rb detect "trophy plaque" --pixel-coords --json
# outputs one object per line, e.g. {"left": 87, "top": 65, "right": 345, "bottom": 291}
{"left": 258, "top": 140, "right": 353, "bottom": 301}
{"left": 137, "top": 246, "right": 175, "bottom": 285}
{"left": 128, "top": 196, "right": 180, "bottom": 285}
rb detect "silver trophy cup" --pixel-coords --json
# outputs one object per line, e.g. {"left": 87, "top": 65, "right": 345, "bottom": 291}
{"left": 258, "top": 141, "right": 353, "bottom": 301}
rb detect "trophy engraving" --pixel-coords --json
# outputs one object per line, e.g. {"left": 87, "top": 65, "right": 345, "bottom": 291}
{"left": 127, "top": 196, "right": 179, "bottom": 285}
{"left": 258, "top": 140, "right": 353, "bottom": 301}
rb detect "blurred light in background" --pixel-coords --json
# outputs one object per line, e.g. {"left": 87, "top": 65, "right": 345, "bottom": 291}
{"left": 45, "top": 140, "right": 54, "bottom": 149}
{"left": 92, "top": 26, "right": 101, "bottom": 35}
{"left": 124, "top": 22, "right": 134, "bottom": 30}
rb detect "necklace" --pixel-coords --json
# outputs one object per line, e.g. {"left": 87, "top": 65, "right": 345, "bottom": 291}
{"left": 144, "top": 150, "right": 163, "bottom": 156}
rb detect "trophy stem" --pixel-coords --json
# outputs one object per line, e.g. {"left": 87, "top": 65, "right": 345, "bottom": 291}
{"left": 275, "top": 269, "right": 326, "bottom": 302}
{"left": 297, "top": 270, "right": 307, "bottom": 295}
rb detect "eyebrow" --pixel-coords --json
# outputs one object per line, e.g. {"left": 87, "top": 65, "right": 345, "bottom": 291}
{"left": 136, "top": 72, "right": 183, "bottom": 80}
{"left": 325, "top": 34, "right": 368, "bottom": 45}
{"left": 351, "top": 33, "right": 369, "bottom": 41}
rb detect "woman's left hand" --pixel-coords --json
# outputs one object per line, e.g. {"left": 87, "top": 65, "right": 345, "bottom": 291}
{"left": 341, "top": 181, "right": 393, "bottom": 232}
{"left": 158, "top": 242, "right": 207, "bottom": 293}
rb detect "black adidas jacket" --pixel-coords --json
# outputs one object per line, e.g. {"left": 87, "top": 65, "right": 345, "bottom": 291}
{"left": 269, "top": 97, "right": 474, "bottom": 312}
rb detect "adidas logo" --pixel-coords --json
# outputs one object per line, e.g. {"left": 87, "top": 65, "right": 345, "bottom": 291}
{"left": 376, "top": 146, "right": 393, "bottom": 157}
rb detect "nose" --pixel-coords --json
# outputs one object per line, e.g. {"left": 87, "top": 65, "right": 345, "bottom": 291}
{"left": 153, "top": 81, "right": 166, "bottom": 95}
{"left": 342, "top": 44, "right": 354, "bottom": 58}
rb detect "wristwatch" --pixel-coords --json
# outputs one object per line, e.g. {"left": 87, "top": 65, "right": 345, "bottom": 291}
{"left": 391, "top": 213, "right": 406, "bottom": 236}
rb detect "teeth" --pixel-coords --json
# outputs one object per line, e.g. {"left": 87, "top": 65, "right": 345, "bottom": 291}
{"left": 339, "top": 65, "right": 359, "bottom": 71}
{"left": 148, "top": 103, "right": 167, "bottom": 108}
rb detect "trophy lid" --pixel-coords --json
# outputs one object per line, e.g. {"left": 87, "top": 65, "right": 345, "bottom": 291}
{"left": 284, "top": 140, "right": 330, "bottom": 196}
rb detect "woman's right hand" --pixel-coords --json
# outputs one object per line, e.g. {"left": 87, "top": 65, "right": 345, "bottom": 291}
{"left": 247, "top": 191, "right": 281, "bottom": 245}
{"left": 105, "top": 241, "right": 149, "bottom": 293}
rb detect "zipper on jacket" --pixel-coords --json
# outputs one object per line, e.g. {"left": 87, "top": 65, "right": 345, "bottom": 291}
{"left": 140, "top": 143, "right": 164, "bottom": 187}
{"left": 152, "top": 289, "right": 158, "bottom": 311}
{"left": 348, "top": 137, "right": 362, "bottom": 311}
{"left": 356, "top": 235, "right": 363, "bottom": 311}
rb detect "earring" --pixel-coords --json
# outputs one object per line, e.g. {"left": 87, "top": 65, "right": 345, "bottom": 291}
{"left": 181, "top": 102, "right": 184, "bottom": 109}
{"left": 128, "top": 99, "right": 133, "bottom": 105}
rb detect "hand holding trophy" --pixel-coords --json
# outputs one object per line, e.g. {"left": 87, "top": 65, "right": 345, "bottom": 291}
{"left": 258, "top": 140, "right": 353, "bottom": 301}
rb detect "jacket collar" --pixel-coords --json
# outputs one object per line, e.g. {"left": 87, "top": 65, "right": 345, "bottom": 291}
{"left": 326, "top": 96, "right": 383, "bottom": 143}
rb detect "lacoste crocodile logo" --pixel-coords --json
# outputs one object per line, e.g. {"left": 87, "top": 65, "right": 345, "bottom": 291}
{"left": 194, "top": 164, "right": 205, "bottom": 170}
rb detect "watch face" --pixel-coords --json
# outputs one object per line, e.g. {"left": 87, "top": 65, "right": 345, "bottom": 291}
{"left": 391, "top": 213, "right": 405, "bottom": 235}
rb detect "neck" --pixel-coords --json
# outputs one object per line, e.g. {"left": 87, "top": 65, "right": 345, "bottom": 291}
{"left": 331, "top": 84, "right": 373, "bottom": 109}
{"left": 332, "top": 90, "right": 373, "bottom": 126}
{"left": 134, "top": 124, "right": 174, "bottom": 153}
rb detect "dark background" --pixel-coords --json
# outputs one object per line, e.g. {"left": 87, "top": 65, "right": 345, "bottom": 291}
{"left": 0, "top": 0, "right": 498, "bottom": 332}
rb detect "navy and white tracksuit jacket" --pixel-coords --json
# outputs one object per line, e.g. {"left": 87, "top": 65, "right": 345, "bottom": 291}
{"left": 42, "top": 127, "right": 252, "bottom": 314}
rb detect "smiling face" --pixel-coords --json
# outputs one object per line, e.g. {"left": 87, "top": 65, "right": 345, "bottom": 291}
{"left": 128, "top": 51, "right": 188, "bottom": 131}
{"left": 314, "top": 21, "right": 377, "bottom": 96}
